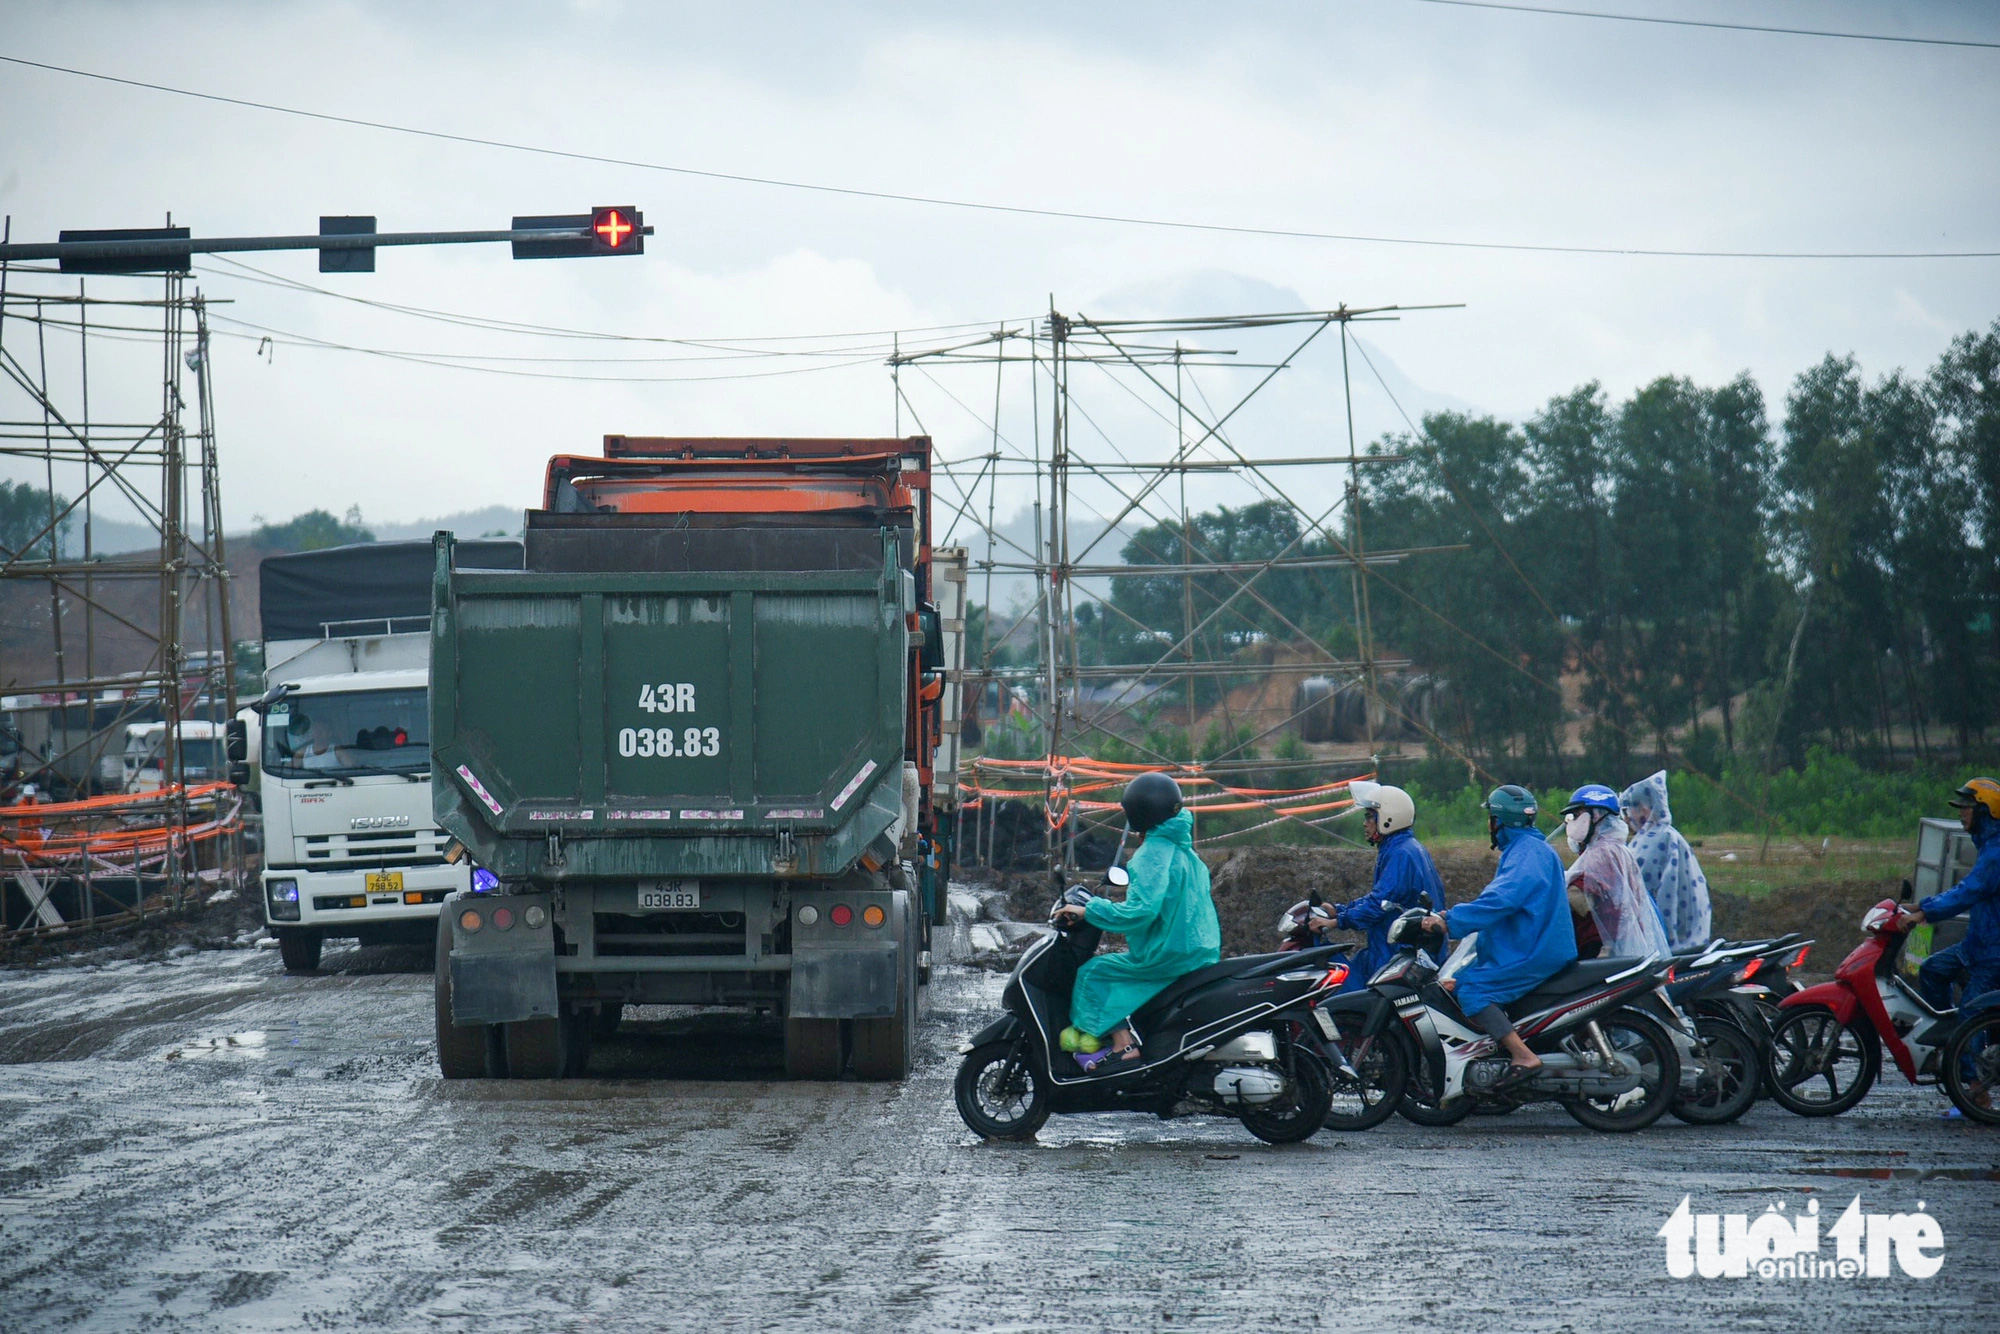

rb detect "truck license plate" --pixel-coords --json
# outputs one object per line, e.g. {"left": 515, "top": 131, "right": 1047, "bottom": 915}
{"left": 365, "top": 871, "right": 404, "bottom": 895}
{"left": 638, "top": 881, "right": 701, "bottom": 910}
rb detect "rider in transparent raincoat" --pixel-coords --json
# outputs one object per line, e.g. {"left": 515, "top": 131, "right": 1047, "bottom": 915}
{"left": 1560, "top": 784, "right": 1670, "bottom": 959}
{"left": 1620, "top": 770, "right": 1712, "bottom": 951}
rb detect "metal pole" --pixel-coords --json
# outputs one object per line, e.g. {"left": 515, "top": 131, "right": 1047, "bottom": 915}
{"left": 1340, "top": 321, "right": 1378, "bottom": 760}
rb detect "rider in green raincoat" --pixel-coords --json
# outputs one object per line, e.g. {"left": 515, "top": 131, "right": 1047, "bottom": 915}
{"left": 1061, "top": 775, "right": 1221, "bottom": 1051}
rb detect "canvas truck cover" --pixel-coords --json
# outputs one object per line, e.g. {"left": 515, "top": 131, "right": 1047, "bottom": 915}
{"left": 260, "top": 539, "right": 523, "bottom": 641}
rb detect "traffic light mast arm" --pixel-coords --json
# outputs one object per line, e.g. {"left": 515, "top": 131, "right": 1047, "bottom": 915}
{"left": 0, "top": 221, "right": 655, "bottom": 265}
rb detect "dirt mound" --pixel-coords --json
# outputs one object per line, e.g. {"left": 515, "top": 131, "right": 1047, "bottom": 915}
{"left": 1205, "top": 844, "right": 1498, "bottom": 956}
{"left": 1710, "top": 878, "right": 1899, "bottom": 968}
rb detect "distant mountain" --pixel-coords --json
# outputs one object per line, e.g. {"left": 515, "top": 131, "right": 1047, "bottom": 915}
{"left": 366, "top": 506, "right": 523, "bottom": 542}
{"left": 75, "top": 505, "right": 525, "bottom": 556}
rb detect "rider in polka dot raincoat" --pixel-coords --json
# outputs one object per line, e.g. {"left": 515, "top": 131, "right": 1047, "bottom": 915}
{"left": 1619, "top": 770, "right": 1711, "bottom": 951}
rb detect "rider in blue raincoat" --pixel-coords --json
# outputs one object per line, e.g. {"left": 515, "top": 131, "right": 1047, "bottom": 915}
{"left": 1313, "top": 781, "right": 1443, "bottom": 991}
{"left": 1053, "top": 774, "right": 1221, "bottom": 1070}
{"left": 1906, "top": 778, "right": 2000, "bottom": 1013}
{"left": 1426, "top": 784, "right": 1575, "bottom": 1085}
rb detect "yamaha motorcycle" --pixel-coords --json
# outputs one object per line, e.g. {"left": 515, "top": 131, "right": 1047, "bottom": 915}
{"left": 952, "top": 871, "right": 1365, "bottom": 1144}
{"left": 1359, "top": 909, "right": 1682, "bottom": 1132}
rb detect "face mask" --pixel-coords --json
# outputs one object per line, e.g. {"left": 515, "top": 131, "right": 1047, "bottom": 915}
{"left": 1564, "top": 810, "right": 1594, "bottom": 853}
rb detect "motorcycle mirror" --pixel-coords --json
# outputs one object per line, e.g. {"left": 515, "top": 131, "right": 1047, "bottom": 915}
{"left": 1104, "top": 865, "right": 1130, "bottom": 889}
{"left": 1899, "top": 879, "right": 1914, "bottom": 903}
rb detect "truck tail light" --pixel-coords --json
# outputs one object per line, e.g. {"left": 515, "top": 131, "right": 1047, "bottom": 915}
{"left": 493, "top": 907, "right": 515, "bottom": 930}
{"left": 458, "top": 908, "right": 483, "bottom": 933}
{"left": 796, "top": 904, "right": 820, "bottom": 926}
{"left": 862, "top": 905, "right": 886, "bottom": 928}
{"left": 829, "top": 904, "right": 853, "bottom": 927}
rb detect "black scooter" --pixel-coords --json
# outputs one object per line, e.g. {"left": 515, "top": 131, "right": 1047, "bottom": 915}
{"left": 953, "top": 871, "right": 1352, "bottom": 1144}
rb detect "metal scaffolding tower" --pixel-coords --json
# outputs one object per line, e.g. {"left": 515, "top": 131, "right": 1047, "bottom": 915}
{"left": 894, "top": 301, "right": 1460, "bottom": 873}
{"left": 0, "top": 229, "right": 244, "bottom": 937}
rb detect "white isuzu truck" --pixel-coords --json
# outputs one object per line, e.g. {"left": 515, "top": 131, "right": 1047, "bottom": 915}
{"left": 247, "top": 540, "right": 521, "bottom": 972}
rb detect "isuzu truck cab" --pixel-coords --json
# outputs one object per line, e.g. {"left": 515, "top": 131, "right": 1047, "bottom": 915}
{"left": 252, "top": 541, "right": 521, "bottom": 972}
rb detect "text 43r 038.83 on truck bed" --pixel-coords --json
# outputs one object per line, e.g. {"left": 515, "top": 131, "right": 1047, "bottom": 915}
{"left": 616, "top": 727, "right": 721, "bottom": 758}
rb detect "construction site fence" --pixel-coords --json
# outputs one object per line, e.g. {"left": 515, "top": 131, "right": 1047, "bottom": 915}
{"left": 953, "top": 755, "right": 1372, "bottom": 857}
{"left": 0, "top": 782, "right": 250, "bottom": 941}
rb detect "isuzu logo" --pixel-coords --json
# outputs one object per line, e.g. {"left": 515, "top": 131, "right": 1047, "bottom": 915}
{"left": 350, "top": 815, "right": 410, "bottom": 830}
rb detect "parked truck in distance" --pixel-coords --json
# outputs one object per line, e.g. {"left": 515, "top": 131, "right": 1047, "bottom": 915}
{"left": 431, "top": 436, "right": 966, "bottom": 1080}
{"left": 242, "top": 541, "right": 521, "bottom": 972}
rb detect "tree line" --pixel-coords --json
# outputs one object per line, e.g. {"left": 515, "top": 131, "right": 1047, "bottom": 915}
{"left": 986, "top": 318, "right": 2000, "bottom": 781}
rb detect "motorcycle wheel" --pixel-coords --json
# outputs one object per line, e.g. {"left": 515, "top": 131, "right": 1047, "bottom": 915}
{"left": 1563, "top": 1007, "right": 1681, "bottom": 1133}
{"left": 1941, "top": 1011, "right": 2000, "bottom": 1127}
{"left": 1238, "top": 1041, "right": 1334, "bottom": 1144}
{"left": 1321, "top": 1029, "right": 1411, "bottom": 1132}
{"left": 1767, "top": 1007, "right": 1878, "bottom": 1117}
{"left": 1397, "top": 1067, "right": 1476, "bottom": 1127}
{"left": 1669, "top": 1014, "right": 1761, "bottom": 1125}
{"left": 954, "top": 1040, "right": 1049, "bottom": 1139}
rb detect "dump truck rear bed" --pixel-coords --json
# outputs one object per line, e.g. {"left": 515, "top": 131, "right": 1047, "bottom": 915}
{"left": 429, "top": 437, "right": 962, "bottom": 1081}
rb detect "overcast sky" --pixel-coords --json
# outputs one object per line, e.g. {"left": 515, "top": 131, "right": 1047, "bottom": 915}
{"left": 3, "top": 0, "right": 1996, "bottom": 540}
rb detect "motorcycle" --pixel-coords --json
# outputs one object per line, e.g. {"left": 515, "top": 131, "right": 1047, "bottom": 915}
{"left": 1643, "top": 940, "right": 1771, "bottom": 1125}
{"left": 1367, "top": 909, "right": 1682, "bottom": 1132}
{"left": 1769, "top": 884, "right": 1994, "bottom": 1121}
{"left": 952, "top": 871, "right": 1363, "bottom": 1144}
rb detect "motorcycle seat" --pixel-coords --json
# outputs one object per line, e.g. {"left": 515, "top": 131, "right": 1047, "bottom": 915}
{"left": 1128, "top": 950, "right": 1319, "bottom": 1030}
{"left": 1503, "top": 956, "right": 1644, "bottom": 1018}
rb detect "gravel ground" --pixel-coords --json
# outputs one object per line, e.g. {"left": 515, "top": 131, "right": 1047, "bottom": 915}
{"left": 0, "top": 907, "right": 1993, "bottom": 1331}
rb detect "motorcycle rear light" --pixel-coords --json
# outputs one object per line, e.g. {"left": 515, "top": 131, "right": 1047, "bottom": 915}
{"left": 862, "top": 905, "right": 886, "bottom": 928}
{"left": 1791, "top": 946, "right": 1811, "bottom": 968}
{"left": 493, "top": 907, "right": 515, "bottom": 931}
{"left": 829, "top": 904, "right": 853, "bottom": 927}
{"left": 1666, "top": 966, "right": 1677, "bottom": 983}
{"left": 1323, "top": 964, "right": 1349, "bottom": 988}
{"left": 458, "top": 908, "right": 483, "bottom": 933}
{"left": 1739, "top": 957, "right": 1764, "bottom": 982}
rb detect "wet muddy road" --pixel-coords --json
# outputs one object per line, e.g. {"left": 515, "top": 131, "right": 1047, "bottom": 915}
{"left": 0, "top": 939, "right": 1993, "bottom": 1331}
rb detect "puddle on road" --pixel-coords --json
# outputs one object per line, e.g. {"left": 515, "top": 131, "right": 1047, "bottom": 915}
{"left": 162, "top": 1030, "right": 267, "bottom": 1061}
{"left": 1791, "top": 1166, "right": 2000, "bottom": 1182}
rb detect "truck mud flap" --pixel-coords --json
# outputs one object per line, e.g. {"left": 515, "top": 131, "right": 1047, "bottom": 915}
{"left": 789, "top": 946, "right": 898, "bottom": 1020}
{"left": 446, "top": 893, "right": 558, "bottom": 1026}
{"left": 450, "top": 954, "right": 558, "bottom": 1026}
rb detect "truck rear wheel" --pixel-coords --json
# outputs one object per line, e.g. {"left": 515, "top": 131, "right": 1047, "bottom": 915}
{"left": 277, "top": 928, "right": 322, "bottom": 974}
{"left": 851, "top": 889, "right": 918, "bottom": 1080}
{"left": 785, "top": 1018, "right": 844, "bottom": 1080}
{"left": 504, "top": 1016, "right": 576, "bottom": 1080}
{"left": 433, "top": 911, "right": 490, "bottom": 1079}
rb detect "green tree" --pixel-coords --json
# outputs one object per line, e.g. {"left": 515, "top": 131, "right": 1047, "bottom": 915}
{"left": 253, "top": 508, "right": 374, "bottom": 552}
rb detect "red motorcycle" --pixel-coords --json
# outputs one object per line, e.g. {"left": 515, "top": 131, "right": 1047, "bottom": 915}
{"left": 1766, "top": 891, "right": 1960, "bottom": 1117}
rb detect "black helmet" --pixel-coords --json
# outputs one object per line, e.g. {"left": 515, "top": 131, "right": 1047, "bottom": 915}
{"left": 1121, "top": 772, "right": 1184, "bottom": 833}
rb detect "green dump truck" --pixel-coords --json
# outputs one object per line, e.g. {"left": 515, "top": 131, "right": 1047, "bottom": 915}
{"left": 430, "top": 436, "right": 966, "bottom": 1079}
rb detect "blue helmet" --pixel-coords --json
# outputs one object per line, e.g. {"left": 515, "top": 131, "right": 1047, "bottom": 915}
{"left": 1561, "top": 784, "right": 1620, "bottom": 818}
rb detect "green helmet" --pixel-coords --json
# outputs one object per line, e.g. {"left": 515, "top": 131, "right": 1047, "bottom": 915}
{"left": 1484, "top": 784, "right": 1540, "bottom": 839}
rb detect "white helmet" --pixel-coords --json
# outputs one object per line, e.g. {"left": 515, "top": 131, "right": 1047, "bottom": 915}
{"left": 1348, "top": 780, "right": 1416, "bottom": 835}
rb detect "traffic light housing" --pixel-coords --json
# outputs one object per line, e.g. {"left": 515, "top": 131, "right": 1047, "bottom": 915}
{"left": 512, "top": 207, "right": 646, "bottom": 259}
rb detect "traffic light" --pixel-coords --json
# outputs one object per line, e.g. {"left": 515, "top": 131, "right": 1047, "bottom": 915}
{"left": 511, "top": 206, "right": 646, "bottom": 259}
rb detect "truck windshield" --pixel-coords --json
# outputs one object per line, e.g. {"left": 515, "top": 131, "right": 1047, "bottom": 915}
{"left": 264, "top": 689, "right": 429, "bottom": 777}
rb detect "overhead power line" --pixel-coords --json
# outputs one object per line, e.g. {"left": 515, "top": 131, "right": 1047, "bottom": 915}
{"left": 1403, "top": 0, "right": 2000, "bottom": 51}
{"left": 3, "top": 52, "right": 1994, "bottom": 261}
